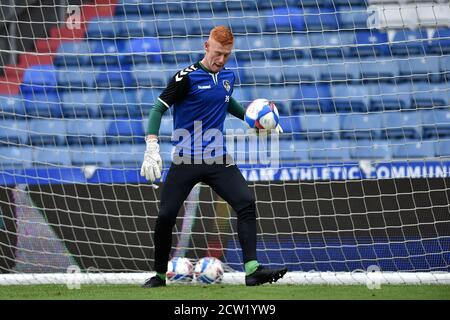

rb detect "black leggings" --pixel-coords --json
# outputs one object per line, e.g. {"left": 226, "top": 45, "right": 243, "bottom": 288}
{"left": 153, "top": 160, "right": 256, "bottom": 273}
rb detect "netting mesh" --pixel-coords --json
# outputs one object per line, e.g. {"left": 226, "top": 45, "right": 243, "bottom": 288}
{"left": 0, "top": 0, "right": 449, "bottom": 280}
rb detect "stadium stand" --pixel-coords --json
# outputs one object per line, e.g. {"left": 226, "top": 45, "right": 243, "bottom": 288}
{"left": 0, "top": 0, "right": 448, "bottom": 166}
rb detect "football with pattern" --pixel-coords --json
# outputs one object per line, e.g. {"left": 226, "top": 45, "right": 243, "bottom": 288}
{"left": 244, "top": 98, "right": 280, "bottom": 130}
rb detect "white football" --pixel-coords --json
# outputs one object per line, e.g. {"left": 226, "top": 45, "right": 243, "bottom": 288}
{"left": 194, "top": 257, "right": 224, "bottom": 284}
{"left": 244, "top": 98, "right": 280, "bottom": 130}
{"left": 166, "top": 257, "right": 194, "bottom": 283}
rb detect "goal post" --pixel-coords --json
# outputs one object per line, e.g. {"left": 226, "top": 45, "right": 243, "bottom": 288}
{"left": 0, "top": 0, "right": 449, "bottom": 286}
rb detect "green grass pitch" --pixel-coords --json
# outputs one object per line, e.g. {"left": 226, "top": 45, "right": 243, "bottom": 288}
{"left": 0, "top": 284, "right": 449, "bottom": 300}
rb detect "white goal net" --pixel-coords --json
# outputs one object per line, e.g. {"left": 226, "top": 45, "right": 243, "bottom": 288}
{"left": 0, "top": 0, "right": 449, "bottom": 285}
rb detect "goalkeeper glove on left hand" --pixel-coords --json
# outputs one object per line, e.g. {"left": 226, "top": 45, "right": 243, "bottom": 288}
{"left": 140, "top": 136, "right": 163, "bottom": 183}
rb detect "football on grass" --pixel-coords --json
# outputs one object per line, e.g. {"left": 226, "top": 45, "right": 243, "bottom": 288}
{"left": 194, "top": 257, "right": 224, "bottom": 284}
{"left": 244, "top": 98, "right": 280, "bottom": 130}
{"left": 166, "top": 257, "right": 194, "bottom": 283}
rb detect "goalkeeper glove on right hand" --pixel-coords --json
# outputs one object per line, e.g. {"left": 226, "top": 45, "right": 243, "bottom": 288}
{"left": 140, "top": 136, "right": 163, "bottom": 183}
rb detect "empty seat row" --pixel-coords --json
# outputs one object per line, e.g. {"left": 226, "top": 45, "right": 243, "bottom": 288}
{"left": 1, "top": 110, "right": 449, "bottom": 148}
{"left": 31, "top": 55, "right": 450, "bottom": 94}
{"left": 278, "top": 138, "right": 450, "bottom": 162}
{"left": 235, "top": 83, "right": 450, "bottom": 114}
{"left": 114, "top": 0, "right": 369, "bottom": 16}
{"left": 232, "top": 110, "right": 450, "bottom": 140}
{"left": 0, "top": 118, "right": 146, "bottom": 146}
{"left": 52, "top": 29, "right": 450, "bottom": 69}
{"left": 5, "top": 80, "right": 450, "bottom": 119}
{"left": 109, "top": 5, "right": 449, "bottom": 35}
{"left": 1, "top": 138, "right": 449, "bottom": 169}
{"left": 1, "top": 89, "right": 159, "bottom": 119}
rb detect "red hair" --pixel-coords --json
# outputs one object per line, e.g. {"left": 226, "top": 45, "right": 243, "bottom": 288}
{"left": 210, "top": 26, "right": 234, "bottom": 45}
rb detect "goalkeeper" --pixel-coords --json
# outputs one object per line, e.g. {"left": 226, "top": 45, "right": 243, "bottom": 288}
{"left": 140, "top": 26, "right": 287, "bottom": 288}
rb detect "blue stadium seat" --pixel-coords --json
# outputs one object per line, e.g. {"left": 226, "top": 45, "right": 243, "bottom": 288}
{"left": 85, "top": 17, "right": 122, "bottom": 39}
{"left": 108, "top": 143, "right": 146, "bottom": 167}
{"left": 100, "top": 89, "right": 140, "bottom": 118}
{"left": 21, "top": 64, "right": 57, "bottom": 93}
{"left": 230, "top": 86, "right": 253, "bottom": 107}
{"left": 234, "top": 35, "right": 277, "bottom": 61}
{"left": 160, "top": 38, "right": 203, "bottom": 64}
{"left": 114, "top": 0, "right": 154, "bottom": 16}
{"left": 360, "top": 58, "right": 399, "bottom": 83}
{"left": 190, "top": 14, "right": 262, "bottom": 36}
{"left": 70, "top": 146, "right": 111, "bottom": 167}
{"left": 223, "top": 0, "right": 259, "bottom": 11}
{"left": 382, "top": 111, "right": 422, "bottom": 140}
{"left": 340, "top": 113, "right": 384, "bottom": 140}
{"left": 0, "top": 120, "right": 28, "bottom": 145}
{"left": 281, "top": 59, "right": 322, "bottom": 83}
{"left": 277, "top": 116, "right": 302, "bottom": 139}
{"left": 57, "top": 66, "right": 97, "bottom": 90}
{"left": 245, "top": 85, "right": 298, "bottom": 115}
{"left": 349, "top": 30, "right": 389, "bottom": 57}
{"left": 224, "top": 59, "right": 245, "bottom": 85}
{"left": 159, "top": 116, "right": 174, "bottom": 141}
{"left": 257, "top": 0, "right": 299, "bottom": 10}
{"left": 242, "top": 60, "right": 282, "bottom": 84}
{"left": 89, "top": 40, "right": 124, "bottom": 66}
{"left": 276, "top": 34, "right": 309, "bottom": 59}
{"left": 23, "top": 92, "right": 62, "bottom": 118}
{"left": 185, "top": 1, "right": 226, "bottom": 12}
{"left": 411, "top": 82, "right": 450, "bottom": 109}
{"left": 398, "top": 55, "right": 442, "bottom": 82}
{"left": 33, "top": 147, "right": 72, "bottom": 166}
{"left": 429, "top": 28, "right": 450, "bottom": 54}
{"left": 147, "top": 0, "right": 183, "bottom": 15}
{"left": 390, "top": 30, "right": 429, "bottom": 56}
{"left": 304, "top": 6, "right": 339, "bottom": 31}
{"left": 105, "top": 118, "right": 144, "bottom": 144}
{"left": 264, "top": 7, "right": 305, "bottom": 33}
{"left": 368, "top": 83, "right": 412, "bottom": 111}
{"left": 391, "top": 140, "right": 435, "bottom": 159}
{"left": 137, "top": 88, "right": 163, "bottom": 115}
{"left": 435, "top": 140, "right": 450, "bottom": 157}
{"left": 330, "top": 84, "right": 370, "bottom": 113}
{"left": 28, "top": 119, "right": 67, "bottom": 146}
{"left": 279, "top": 140, "right": 309, "bottom": 162}
{"left": 95, "top": 65, "right": 133, "bottom": 88}
{"left": 0, "top": 95, "right": 25, "bottom": 118}
{"left": 308, "top": 139, "right": 351, "bottom": 161}
{"left": 320, "top": 58, "right": 361, "bottom": 82}
{"left": 291, "top": 84, "right": 333, "bottom": 114}
{"left": 299, "top": 114, "right": 340, "bottom": 140}
{"left": 349, "top": 140, "right": 391, "bottom": 160}
{"left": 155, "top": 15, "right": 189, "bottom": 37}
{"left": 421, "top": 110, "right": 450, "bottom": 139}
{"left": 54, "top": 41, "right": 91, "bottom": 66}
{"left": 66, "top": 119, "right": 106, "bottom": 145}
{"left": 338, "top": 5, "right": 370, "bottom": 29}
{"left": 116, "top": 14, "right": 157, "bottom": 37}
{"left": 309, "top": 31, "right": 354, "bottom": 58}
{"left": 132, "top": 63, "right": 171, "bottom": 87}
{"left": 121, "top": 38, "right": 162, "bottom": 64}
{"left": 333, "top": 0, "right": 368, "bottom": 5}
{"left": 441, "top": 55, "right": 450, "bottom": 81}
{"left": 61, "top": 91, "right": 103, "bottom": 118}
{"left": 0, "top": 147, "right": 33, "bottom": 168}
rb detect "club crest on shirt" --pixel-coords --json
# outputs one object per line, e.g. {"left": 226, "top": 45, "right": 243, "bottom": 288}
{"left": 223, "top": 80, "right": 231, "bottom": 92}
